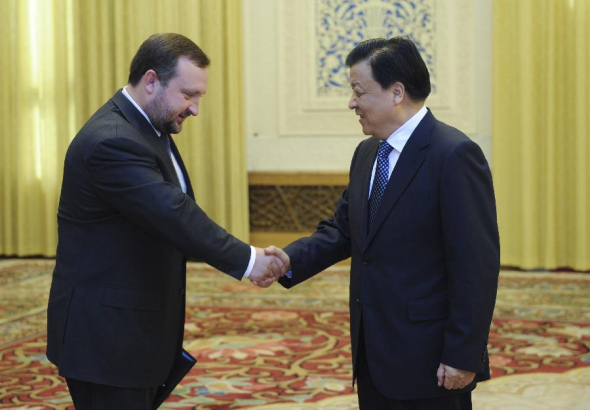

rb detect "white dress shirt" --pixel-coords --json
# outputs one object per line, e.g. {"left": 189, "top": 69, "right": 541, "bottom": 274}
{"left": 368, "top": 106, "right": 428, "bottom": 197}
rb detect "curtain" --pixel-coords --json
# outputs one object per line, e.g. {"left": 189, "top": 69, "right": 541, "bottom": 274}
{"left": 0, "top": 0, "right": 248, "bottom": 256}
{"left": 493, "top": 0, "right": 590, "bottom": 270}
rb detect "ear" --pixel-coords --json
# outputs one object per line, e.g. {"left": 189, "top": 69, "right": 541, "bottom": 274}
{"left": 391, "top": 82, "right": 405, "bottom": 105}
{"left": 143, "top": 70, "right": 159, "bottom": 94}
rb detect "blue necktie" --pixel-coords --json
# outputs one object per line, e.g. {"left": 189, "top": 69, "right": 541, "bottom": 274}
{"left": 161, "top": 134, "right": 172, "bottom": 154}
{"left": 368, "top": 141, "right": 393, "bottom": 232}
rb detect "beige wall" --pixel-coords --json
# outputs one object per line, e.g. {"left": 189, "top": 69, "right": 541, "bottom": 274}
{"left": 243, "top": 0, "right": 493, "bottom": 172}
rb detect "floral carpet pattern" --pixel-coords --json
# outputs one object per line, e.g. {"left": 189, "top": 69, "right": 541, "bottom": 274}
{"left": 0, "top": 260, "right": 589, "bottom": 409}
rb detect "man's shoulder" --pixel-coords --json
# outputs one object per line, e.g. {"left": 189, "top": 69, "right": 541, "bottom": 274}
{"left": 84, "top": 98, "right": 127, "bottom": 130}
{"left": 430, "top": 119, "right": 477, "bottom": 152}
{"left": 67, "top": 99, "right": 147, "bottom": 162}
{"left": 356, "top": 136, "right": 380, "bottom": 152}
{"left": 79, "top": 99, "right": 141, "bottom": 140}
{"left": 432, "top": 117, "right": 468, "bottom": 138}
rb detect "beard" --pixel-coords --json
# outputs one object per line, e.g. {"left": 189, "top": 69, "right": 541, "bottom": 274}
{"left": 145, "top": 88, "right": 183, "bottom": 134}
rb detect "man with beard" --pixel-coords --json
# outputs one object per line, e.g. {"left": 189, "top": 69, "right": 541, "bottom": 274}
{"left": 46, "top": 33, "right": 287, "bottom": 409}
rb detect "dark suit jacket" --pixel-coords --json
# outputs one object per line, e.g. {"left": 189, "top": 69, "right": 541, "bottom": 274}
{"left": 47, "top": 90, "right": 251, "bottom": 388}
{"left": 280, "top": 110, "right": 500, "bottom": 400}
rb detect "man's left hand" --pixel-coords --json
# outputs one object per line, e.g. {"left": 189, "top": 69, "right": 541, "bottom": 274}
{"left": 436, "top": 363, "right": 475, "bottom": 390}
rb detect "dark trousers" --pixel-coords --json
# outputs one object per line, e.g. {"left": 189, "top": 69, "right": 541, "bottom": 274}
{"left": 66, "top": 378, "right": 159, "bottom": 410}
{"left": 356, "top": 321, "right": 472, "bottom": 410}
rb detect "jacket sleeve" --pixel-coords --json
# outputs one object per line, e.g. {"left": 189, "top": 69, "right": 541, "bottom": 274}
{"left": 439, "top": 139, "right": 500, "bottom": 372}
{"left": 279, "top": 144, "right": 361, "bottom": 288}
{"left": 85, "top": 135, "right": 251, "bottom": 279}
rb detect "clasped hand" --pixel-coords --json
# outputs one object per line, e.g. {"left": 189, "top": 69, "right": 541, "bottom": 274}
{"left": 249, "top": 246, "right": 290, "bottom": 288}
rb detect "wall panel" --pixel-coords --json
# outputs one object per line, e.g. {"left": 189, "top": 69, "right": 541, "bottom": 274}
{"left": 244, "top": 0, "right": 492, "bottom": 172}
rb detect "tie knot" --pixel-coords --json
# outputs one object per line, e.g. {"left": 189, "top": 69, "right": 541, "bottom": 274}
{"left": 378, "top": 142, "right": 393, "bottom": 158}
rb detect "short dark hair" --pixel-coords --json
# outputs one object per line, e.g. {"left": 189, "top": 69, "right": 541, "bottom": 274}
{"left": 128, "top": 33, "right": 210, "bottom": 86}
{"left": 345, "top": 36, "right": 431, "bottom": 102}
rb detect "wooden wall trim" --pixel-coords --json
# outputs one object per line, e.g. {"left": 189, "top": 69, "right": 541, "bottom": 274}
{"left": 249, "top": 172, "right": 348, "bottom": 232}
{"left": 249, "top": 172, "right": 349, "bottom": 186}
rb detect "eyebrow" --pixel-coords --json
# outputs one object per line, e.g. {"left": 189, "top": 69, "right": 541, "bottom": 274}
{"left": 181, "top": 89, "right": 201, "bottom": 96}
{"left": 350, "top": 82, "right": 364, "bottom": 91}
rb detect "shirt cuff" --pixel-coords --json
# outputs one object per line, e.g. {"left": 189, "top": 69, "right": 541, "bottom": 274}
{"left": 243, "top": 246, "right": 256, "bottom": 279}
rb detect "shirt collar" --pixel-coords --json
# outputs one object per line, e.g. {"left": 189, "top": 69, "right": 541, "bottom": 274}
{"left": 122, "top": 86, "right": 162, "bottom": 137}
{"left": 384, "top": 105, "right": 428, "bottom": 153}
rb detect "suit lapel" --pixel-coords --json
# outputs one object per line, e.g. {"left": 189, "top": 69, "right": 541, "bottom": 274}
{"left": 169, "top": 137, "right": 195, "bottom": 200}
{"left": 111, "top": 90, "right": 159, "bottom": 144}
{"left": 355, "top": 139, "right": 379, "bottom": 246}
{"left": 159, "top": 134, "right": 183, "bottom": 189}
{"left": 364, "top": 110, "right": 436, "bottom": 248}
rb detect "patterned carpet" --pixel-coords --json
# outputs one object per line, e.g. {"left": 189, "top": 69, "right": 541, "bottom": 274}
{"left": 1, "top": 260, "right": 589, "bottom": 409}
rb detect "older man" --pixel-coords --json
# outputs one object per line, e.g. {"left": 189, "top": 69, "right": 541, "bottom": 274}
{"left": 274, "top": 37, "right": 500, "bottom": 410}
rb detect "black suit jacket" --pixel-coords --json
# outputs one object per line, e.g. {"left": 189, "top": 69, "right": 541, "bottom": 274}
{"left": 47, "top": 90, "right": 251, "bottom": 388}
{"left": 280, "top": 110, "right": 500, "bottom": 400}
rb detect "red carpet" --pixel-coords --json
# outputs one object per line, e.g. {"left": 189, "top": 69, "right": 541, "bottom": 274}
{"left": 1, "top": 260, "right": 589, "bottom": 409}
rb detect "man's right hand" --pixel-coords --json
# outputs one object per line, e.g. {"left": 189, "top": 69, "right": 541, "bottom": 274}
{"left": 249, "top": 247, "right": 287, "bottom": 287}
{"left": 264, "top": 246, "right": 290, "bottom": 272}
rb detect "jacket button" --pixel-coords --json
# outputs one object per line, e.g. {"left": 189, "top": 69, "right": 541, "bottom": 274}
{"left": 179, "top": 288, "right": 185, "bottom": 296}
{"left": 356, "top": 298, "right": 361, "bottom": 305}
{"left": 362, "top": 259, "right": 369, "bottom": 266}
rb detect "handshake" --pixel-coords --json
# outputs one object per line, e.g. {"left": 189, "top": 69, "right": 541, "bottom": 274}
{"left": 248, "top": 246, "right": 291, "bottom": 288}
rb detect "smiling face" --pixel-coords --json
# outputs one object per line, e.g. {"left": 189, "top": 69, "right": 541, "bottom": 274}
{"left": 145, "top": 56, "right": 208, "bottom": 134}
{"left": 348, "top": 61, "right": 398, "bottom": 140}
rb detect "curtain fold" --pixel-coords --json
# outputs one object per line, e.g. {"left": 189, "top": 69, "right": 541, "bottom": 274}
{"left": 0, "top": 0, "right": 248, "bottom": 256}
{"left": 493, "top": 0, "right": 590, "bottom": 270}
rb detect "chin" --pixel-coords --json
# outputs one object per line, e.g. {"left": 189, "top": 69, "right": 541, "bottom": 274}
{"left": 167, "top": 123, "right": 181, "bottom": 134}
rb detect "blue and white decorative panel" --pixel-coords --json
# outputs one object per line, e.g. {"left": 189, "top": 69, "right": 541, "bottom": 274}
{"left": 315, "top": 0, "right": 436, "bottom": 97}
{"left": 269, "top": 0, "right": 475, "bottom": 137}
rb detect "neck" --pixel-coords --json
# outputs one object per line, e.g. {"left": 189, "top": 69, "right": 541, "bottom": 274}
{"left": 125, "top": 84, "right": 148, "bottom": 111}
{"left": 376, "top": 100, "right": 424, "bottom": 141}
{"left": 397, "top": 100, "right": 424, "bottom": 126}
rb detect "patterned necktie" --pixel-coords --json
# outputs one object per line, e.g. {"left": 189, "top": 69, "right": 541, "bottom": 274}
{"left": 368, "top": 141, "right": 393, "bottom": 232}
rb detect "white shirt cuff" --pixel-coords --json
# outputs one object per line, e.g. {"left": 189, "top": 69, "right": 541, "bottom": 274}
{"left": 243, "top": 246, "right": 256, "bottom": 279}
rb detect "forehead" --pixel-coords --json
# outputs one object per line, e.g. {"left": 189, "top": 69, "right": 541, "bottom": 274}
{"left": 170, "top": 56, "right": 208, "bottom": 91}
{"left": 349, "top": 61, "right": 375, "bottom": 88}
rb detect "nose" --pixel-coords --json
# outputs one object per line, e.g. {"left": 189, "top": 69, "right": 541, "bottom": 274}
{"left": 188, "top": 97, "right": 200, "bottom": 116}
{"left": 348, "top": 95, "right": 357, "bottom": 110}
